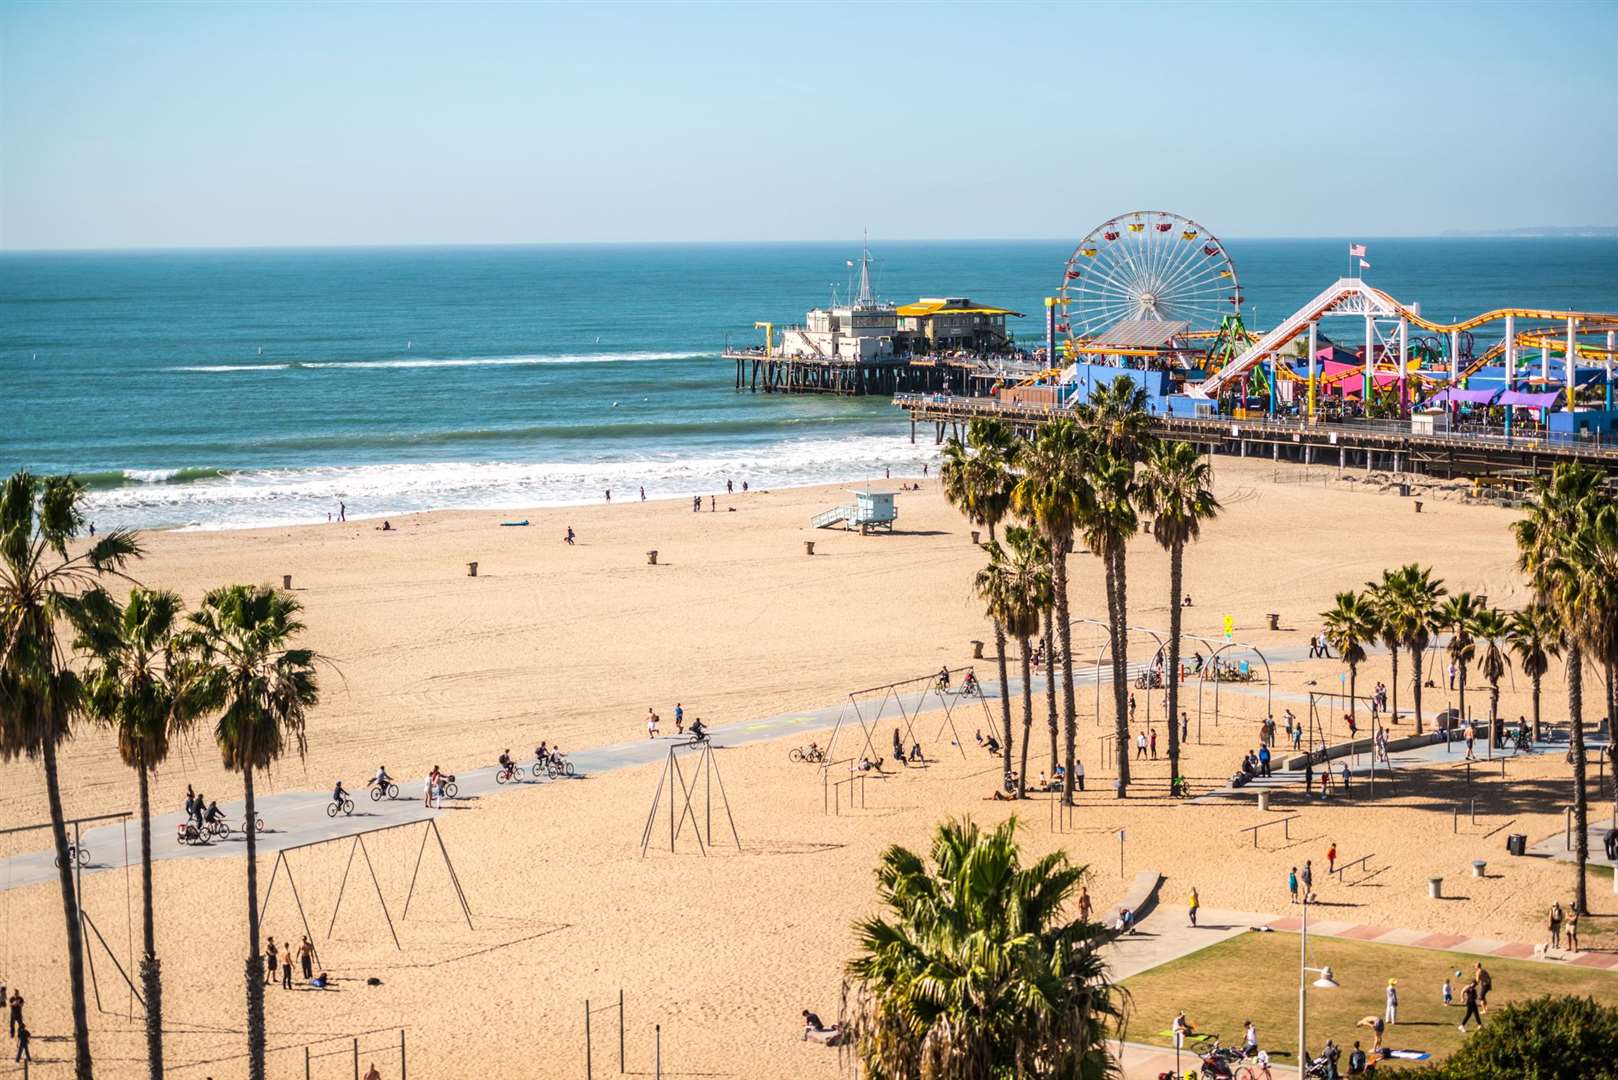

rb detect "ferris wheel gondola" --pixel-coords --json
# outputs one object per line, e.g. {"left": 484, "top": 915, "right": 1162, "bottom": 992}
{"left": 1057, "top": 210, "right": 1242, "bottom": 346}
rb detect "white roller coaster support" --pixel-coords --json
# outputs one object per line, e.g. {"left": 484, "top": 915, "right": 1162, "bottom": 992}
{"left": 1608, "top": 330, "right": 1615, "bottom": 386}
{"left": 1543, "top": 341, "right": 1551, "bottom": 382}
{"left": 1398, "top": 318, "right": 1408, "bottom": 404}
{"left": 1567, "top": 317, "right": 1578, "bottom": 409}
{"left": 1364, "top": 315, "right": 1375, "bottom": 399}
{"left": 1504, "top": 315, "right": 1515, "bottom": 388}
{"left": 1451, "top": 328, "right": 1461, "bottom": 384}
{"left": 1307, "top": 320, "right": 1319, "bottom": 418}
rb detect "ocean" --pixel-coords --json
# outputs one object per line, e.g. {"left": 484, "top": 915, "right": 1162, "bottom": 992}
{"left": 3, "top": 238, "right": 1617, "bottom": 530}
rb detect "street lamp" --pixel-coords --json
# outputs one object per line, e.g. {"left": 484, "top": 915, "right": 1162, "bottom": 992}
{"left": 1298, "top": 895, "right": 1340, "bottom": 1076}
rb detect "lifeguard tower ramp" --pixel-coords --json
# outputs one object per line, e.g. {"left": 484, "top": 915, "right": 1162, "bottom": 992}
{"left": 810, "top": 489, "right": 898, "bottom": 532}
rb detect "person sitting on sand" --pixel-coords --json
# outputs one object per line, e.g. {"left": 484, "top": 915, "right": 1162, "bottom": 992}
{"left": 363, "top": 1064, "right": 382, "bottom": 1080}
{"left": 1115, "top": 907, "right": 1135, "bottom": 934}
{"left": 802, "top": 1009, "right": 829, "bottom": 1035}
{"left": 858, "top": 756, "right": 884, "bottom": 773}
{"left": 1183, "top": 595, "right": 1193, "bottom": 607}
{"left": 375, "top": 520, "right": 392, "bottom": 531}
{"left": 310, "top": 972, "right": 330, "bottom": 989}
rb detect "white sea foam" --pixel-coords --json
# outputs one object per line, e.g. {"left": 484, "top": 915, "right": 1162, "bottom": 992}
{"left": 80, "top": 434, "right": 936, "bottom": 531}
{"left": 167, "top": 351, "right": 711, "bottom": 373}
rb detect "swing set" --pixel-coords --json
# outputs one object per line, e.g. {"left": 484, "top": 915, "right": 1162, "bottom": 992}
{"left": 819, "top": 665, "right": 998, "bottom": 768}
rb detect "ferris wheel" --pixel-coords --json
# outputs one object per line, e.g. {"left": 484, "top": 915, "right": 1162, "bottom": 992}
{"left": 1056, "top": 210, "right": 1242, "bottom": 343}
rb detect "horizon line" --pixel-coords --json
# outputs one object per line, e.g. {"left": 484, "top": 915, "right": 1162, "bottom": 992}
{"left": 5, "top": 232, "right": 1618, "bottom": 256}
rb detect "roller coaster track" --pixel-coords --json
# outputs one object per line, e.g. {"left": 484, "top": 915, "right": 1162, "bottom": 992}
{"left": 1193, "top": 278, "right": 1618, "bottom": 398}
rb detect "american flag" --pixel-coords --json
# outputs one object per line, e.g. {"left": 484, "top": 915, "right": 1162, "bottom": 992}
{"left": 1349, "top": 243, "right": 1367, "bottom": 258}
{"left": 1359, "top": 259, "right": 1372, "bottom": 270}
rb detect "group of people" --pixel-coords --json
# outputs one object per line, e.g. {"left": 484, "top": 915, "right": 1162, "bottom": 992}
{"left": 1308, "top": 630, "right": 1334, "bottom": 658}
{"left": 182, "top": 785, "right": 224, "bottom": 833}
{"left": 262, "top": 934, "right": 319, "bottom": 989}
{"left": 646, "top": 703, "right": 706, "bottom": 742}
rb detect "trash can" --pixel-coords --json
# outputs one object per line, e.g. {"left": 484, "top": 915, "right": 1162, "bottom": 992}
{"left": 1506, "top": 833, "right": 1527, "bottom": 856}
{"left": 971, "top": 640, "right": 985, "bottom": 660}
{"left": 1258, "top": 791, "right": 1272, "bottom": 812}
{"left": 1428, "top": 876, "right": 1443, "bottom": 899}
{"left": 804, "top": 541, "right": 815, "bottom": 556}
{"left": 646, "top": 550, "right": 658, "bottom": 565}
{"left": 282, "top": 574, "right": 292, "bottom": 590}
{"left": 1472, "top": 860, "right": 1487, "bottom": 878}
{"left": 467, "top": 561, "right": 478, "bottom": 577}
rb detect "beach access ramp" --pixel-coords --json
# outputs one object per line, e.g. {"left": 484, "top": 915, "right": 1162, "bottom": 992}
{"left": 810, "top": 490, "right": 898, "bottom": 532}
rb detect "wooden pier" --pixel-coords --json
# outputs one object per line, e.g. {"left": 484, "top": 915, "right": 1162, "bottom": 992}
{"left": 895, "top": 393, "right": 1618, "bottom": 480}
{"left": 727, "top": 350, "right": 1011, "bottom": 397}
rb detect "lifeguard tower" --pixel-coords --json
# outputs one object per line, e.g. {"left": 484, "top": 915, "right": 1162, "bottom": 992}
{"left": 809, "top": 489, "right": 898, "bottom": 533}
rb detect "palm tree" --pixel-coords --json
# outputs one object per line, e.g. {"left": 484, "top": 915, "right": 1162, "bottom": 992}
{"left": 1388, "top": 564, "right": 1446, "bottom": 735}
{"left": 183, "top": 585, "right": 320, "bottom": 1080}
{"left": 75, "top": 587, "right": 202, "bottom": 1080}
{"left": 1439, "top": 592, "right": 1483, "bottom": 730}
{"left": 1364, "top": 572, "right": 1401, "bottom": 732}
{"left": 1473, "top": 607, "right": 1511, "bottom": 748}
{"left": 1079, "top": 454, "right": 1137, "bottom": 797}
{"left": 0, "top": 471, "right": 141, "bottom": 1080}
{"left": 976, "top": 528, "right": 1052, "bottom": 797}
{"left": 1514, "top": 462, "right": 1604, "bottom": 916}
{"left": 1508, "top": 603, "right": 1562, "bottom": 743}
{"left": 843, "top": 817, "right": 1122, "bottom": 1079}
{"left": 943, "top": 419, "right": 1019, "bottom": 787}
{"left": 1011, "top": 419, "right": 1092, "bottom": 805}
{"left": 1137, "top": 440, "right": 1219, "bottom": 790}
{"left": 1322, "top": 591, "right": 1377, "bottom": 748}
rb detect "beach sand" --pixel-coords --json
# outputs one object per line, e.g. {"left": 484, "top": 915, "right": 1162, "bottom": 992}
{"left": 1, "top": 458, "right": 1609, "bottom": 1078}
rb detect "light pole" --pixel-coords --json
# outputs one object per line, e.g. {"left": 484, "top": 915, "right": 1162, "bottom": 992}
{"left": 1298, "top": 895, "right": 1340, "bottom": 1076}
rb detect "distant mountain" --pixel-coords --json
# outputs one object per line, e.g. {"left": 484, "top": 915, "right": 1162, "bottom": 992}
{"left": 1440, "top": 225, "right": 1618, "bottom": 238}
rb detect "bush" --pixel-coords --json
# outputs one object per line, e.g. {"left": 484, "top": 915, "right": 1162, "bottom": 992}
{"left": 1422, "top": 995, "right": 1618, "bottom": 1079}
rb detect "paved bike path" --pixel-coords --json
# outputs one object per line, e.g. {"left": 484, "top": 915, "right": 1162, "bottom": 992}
{"left": 0, "top": 643, "right": 1318, "bottom": 893}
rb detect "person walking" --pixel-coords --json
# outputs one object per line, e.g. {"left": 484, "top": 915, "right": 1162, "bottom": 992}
{"left": 1385, "top": 979, "right": 1398, "bottom": 1025}
{"left": 1566, "top": 904, "right": 1580, "bottom": 952}
{"left": 12, "top": 1021, "right": 29, "bottom": 1064}
{"left": 1074, "top": 758, "right": 1085, "bottom": 791}
{"left": 1129, "top": 693, "right": 1138, "bottom": 724}
{"left": 1078, "top": 886, "right": 1092, "bottom": 923}
{"left": 265, "top": 937, "right": 279, "bottom": 986}
{"left": 1327, "top": 842, "right": 1337, "bottom": 874}
{"left": 1288, "top": 866, "right": 1300, "bottom": 904}
{"left": 282, "top": 947, "right": 293, "bottom": 989}
{"left": 300, "top": 936, "right": 315, "bottom": 980}
{"left": 7, "top": 988, "right": 22, "bottom": 1038}
{"left": 1549, "top": 901, "right": 1564, "bottom": 949}
{"left": 1474, "top": 962, "right": 1491, "bottom": 1010}
{"left": 1180, "top": 710, "right": 1189, "bottom": 742}
{"left": 1135, "top": 731, "right": 1147, "bottom": 760}
{"left": 1149, "top": 728, "right": 1158, "bottom": 759}
{"left": 1458, "top": 979, "right": 1483, "bottom": 1032}
{"left": 1188, "top": 886, "right": 1200, "bottom": 927}
{"left": 1302, "top": 859, "right": 1314, "bottom": 900}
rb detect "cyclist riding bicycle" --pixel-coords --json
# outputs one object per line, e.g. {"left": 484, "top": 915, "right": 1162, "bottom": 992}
{"left": 332, "top": 780, "right": 349, "bottom": 805}
{"left": 937, "top": 666, "right": 951, "bottom": 690}
{"left": 961, "top": 670, "right": 979, "bottom": 695}
{"left": 498, "top": 748, "right": 515, "bottom": 775}
{"left": 689, "top": 718, "right": 708, "bottom": 741}
{"left": 371, "top": 765, "right": 392, "bottom": 789}
{"left": 534, "top": 741, "right": 550, "bottom": 764}
{"left": 204, "top": 800, "right": 224, "bottom": 825}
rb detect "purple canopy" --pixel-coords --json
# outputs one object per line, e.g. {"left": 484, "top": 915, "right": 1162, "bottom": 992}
{"left": 1497, "top": 390, "right": 1564, "bottom": 408}
{"left": 1420, "top": 387, "right": 1499, "bottom": 407}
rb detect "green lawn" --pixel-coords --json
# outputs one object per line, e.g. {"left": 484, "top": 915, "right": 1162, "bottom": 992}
{"left": 1119, "top": 931, "right": 1618, "bottom": 1070}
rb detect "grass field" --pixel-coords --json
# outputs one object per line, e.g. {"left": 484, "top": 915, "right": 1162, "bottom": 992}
{"left": 1119, "top": 931, "right": 1618, "bottom": 1071}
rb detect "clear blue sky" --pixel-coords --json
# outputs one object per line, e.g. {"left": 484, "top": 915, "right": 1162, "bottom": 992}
{"left": 3, "top": 0, "right": 1616, "bottom": 250}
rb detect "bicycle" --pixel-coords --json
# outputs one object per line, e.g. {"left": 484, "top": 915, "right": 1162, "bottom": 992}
{"left": 789, "top": 745, "right": 826, "bottom": 764}
{"left": 176, "top": 822, "right": 208, "bottom": 846}
{"left": 204, "top": 818, "right": 232, "bottom": 840}
{"left": 544, "top": 756, "right": 575, "bottom": 778}
{"left": 437, "top": 775, "right": 459, "bottom": 799}
{"left": 55, "top": 842, "right": 91, "bottom": 868}
{"left": 327, "top": 796, "right": 355, "bottom": 818}
{"left": 495, "top": 763, "right": 525, "bottom": 785}
{"left": 369, "top": 780, "right": 400, "bottom": 801}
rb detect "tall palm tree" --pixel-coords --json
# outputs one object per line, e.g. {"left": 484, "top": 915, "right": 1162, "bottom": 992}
{"left": 1079, "top": 455, "right": 1137, "bottom": 797}
{"left": 1508, "top": 603, "right": 1562, "bottom": 743}
{"left": 843, "top": 817, "right": 1121, "bottom": 1079}
{"left": 976, "top": 528, "right": 1052, "bottom": 797}
{"left": 1439, "top": 592, "right": 1483, "bottom": 729}
{"left": 1322, "top": 591, "right": 1377, "bottom": 748}
{"left": 0, "top": 471, "right": 141, "bottom": 1080}
{"left": 183, "top": 585, "right": 320, "bottom": 1080}
{"left": 1137, "top": 440, "right": 1219, "bottom": 789}
{"left": 1364, "top": 572, "right": 1401, "bottom": 732}
{"left": 75, "top": 587, "right": 202, "bottom": 1080}
{"left": 943, "top": 419, "right": 1020, "bottom": 784}
{"left": 1388, "top": 564, "right": 1446, "bottom": 735}
{"left": 1012, "top": 420, "right": 1092, "bottom": 805}
{"left": 1514, "top": 462, "right": 1604, "bottom": 916}
{"left": 1473, "top": 607, "right": 1511, "bottom": 748}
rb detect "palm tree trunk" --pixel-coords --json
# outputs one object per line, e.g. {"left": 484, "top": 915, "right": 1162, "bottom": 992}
{"left": 1490, "top": 683, "right": 1501, "bottom": 748}
{"left": 1531, "top": 672, "right": 1543, "bottom": 742}
{"left": 1052, "top": 536, "right": 1078, "bottom": 806}
{"left": 1347, "top": 664, "right": 1358, "bottom": 756}
{"left": 1109, "top": 542, "right": 1131, "bottom": 796}
{"left": 1569, "top": 644, "right": 1589, "bottom": 915}
{"left": 1018, "top": 642, "right": 1034, "bottom": 798}
{"left": 1458, "top": 666, "right": 1468, "bottom": 727}
{"left": 1043, "top": 606, "right": 1058, "bottom": 776}
{"left": 1165, "top": 541, "right": 1185, "bottom": 785}
{"left": 993, "top": 619, "right": 1013, "bottom": 785}
{"left": 138, "top": 763, "right": 164, "bottom": 1080}
{"left": 244, "top": 766, "right": 267, "bottom": 1080}
{"left": 1411, "top": 642, "right": 1425, "bottom": 736}
{"left": 43, "top": 735, "right": 95, "bottom": 1080}
{"left": 1388, "top": 646, "right": 1399, "bottom": 730}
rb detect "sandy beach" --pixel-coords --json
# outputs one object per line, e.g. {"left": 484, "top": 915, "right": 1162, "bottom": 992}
{"left": 1, "top": 457, "right": 1609, "bottom": 1079}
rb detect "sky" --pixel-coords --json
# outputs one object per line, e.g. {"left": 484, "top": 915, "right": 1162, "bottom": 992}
{"left": 3, "top": 1, "right": 1617, "bottom": 250}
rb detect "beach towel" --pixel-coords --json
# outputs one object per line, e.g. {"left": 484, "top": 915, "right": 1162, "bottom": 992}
{"left": 500, "top": 520, "right": 529, "bottom": 526}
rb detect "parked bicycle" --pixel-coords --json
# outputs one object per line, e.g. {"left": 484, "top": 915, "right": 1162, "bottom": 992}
{"left": 55, "top": 842, "right": 91, "bottom": 868}
{"left": 789, "top": 745, "right": 826, "bottom": 764}
{"left": 327, "top": 796, "right": 355, "bottom": 818}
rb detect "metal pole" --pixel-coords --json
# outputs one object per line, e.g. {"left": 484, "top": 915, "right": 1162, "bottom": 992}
{"left": 620, "top": 988, "right": 625, "bottom": 1073}
{"left": 1298, "top": 896, "right": 1309, "bottom": 1080}
{"left": 306, "top": 1046, "right": 311, "bottom": 1080}
{"left": 1307, "top": 320, "right": 1318, "bottom": 419}
{"left": 655, "top": 1024, "right": 662, "bottom": 1080}
{"left": 354, "top": 1036, "right": 360, "bottom": 1080}
{"left": 586, "top": 999, "right": 593, "bottom": 1079}
{"left": 1567, "top": 317, "right": 1578, "bottom": 413}
{"left": 401, "top": 1028, "right": 407, "bottom": 1080}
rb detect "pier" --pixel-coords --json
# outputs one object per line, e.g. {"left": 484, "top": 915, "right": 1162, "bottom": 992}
{"left": 728, "top": 349, "right": 1036, "bottom": 397}
{"left": 895, "top": 392, "right": 1618, "bottom": 480}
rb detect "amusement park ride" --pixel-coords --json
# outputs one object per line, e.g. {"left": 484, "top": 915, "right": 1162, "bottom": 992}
{"left": 1028, "top": 210, "right": 1618, "bottom": 437}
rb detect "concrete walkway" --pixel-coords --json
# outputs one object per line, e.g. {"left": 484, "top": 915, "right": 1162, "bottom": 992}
{"left": 1264, "top": 911, "right": 1618, "bottom": 970}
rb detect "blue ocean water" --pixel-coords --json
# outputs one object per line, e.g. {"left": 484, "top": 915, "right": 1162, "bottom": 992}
{"left": 3, "top": 238, "right": 1616, "bottom": 529}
